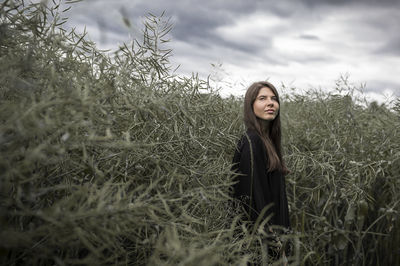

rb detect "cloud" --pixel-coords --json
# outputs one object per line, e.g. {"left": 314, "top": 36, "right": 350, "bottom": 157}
{"left": 375, "top": 37, "right": 400, "bottom": 56}
{"left": 300, "top": 0, "right": 400, "bottom": 8}
{"left": 364, "top": 80, "right": 400, "bottom": 95}
{"left": 299, "top": 34, "right": 320, "bottom": 40}
{"left": 54, "top": 0, "right": 400, "bottom": 101}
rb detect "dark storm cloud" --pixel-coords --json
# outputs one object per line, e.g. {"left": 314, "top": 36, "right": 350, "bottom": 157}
{"left": 61, "top": 0, "right": 291, "bottom": 56}
{"left": 169, "top": 10, "right": 230, "bottom": 42}
{"left": 57, "top": 0, "right": 326, "bottom": 57}
{"left": 56, "top": 0, "right": 399, "bottom": 100}
{"left": 299, "top": 34, "right": 319, "bottom": 40}
{"left": 300, "top": 0, "right": 400, "bottom": 7}
{"left": 375, "top": 37, "right": 400, "bottom": 56}
{"left": 128, "top": 1, "right": 257, "bottom": 49}
{"left": 60, "top": 1, "right": 241, "bottom": 47}
{"left": 61, "top": 0, "right": 400, "bottom": 59}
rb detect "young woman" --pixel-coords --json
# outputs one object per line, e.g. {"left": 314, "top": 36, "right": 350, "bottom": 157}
{"left": 232, "top": 80, "right": 290, "bottom": 230}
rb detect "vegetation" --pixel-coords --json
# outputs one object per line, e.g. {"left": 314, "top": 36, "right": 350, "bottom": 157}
{"left": 1, "top": 1, "right": 399, "bottom": 265}
{"left": 282, "top": 85, "right": 400, "bottom": 265}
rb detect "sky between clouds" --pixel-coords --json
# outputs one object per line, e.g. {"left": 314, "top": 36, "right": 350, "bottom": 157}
{"left": 57, "top": 0, "right": 399, "bottom": 102}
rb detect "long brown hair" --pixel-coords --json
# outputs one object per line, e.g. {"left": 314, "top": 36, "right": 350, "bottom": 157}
{"left": 244, "top": 81, "right": 289, "bottom": 174}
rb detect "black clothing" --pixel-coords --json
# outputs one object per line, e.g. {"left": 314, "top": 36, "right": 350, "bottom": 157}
{"left": 232, "top": 130, "right": 290, "bottom": 228}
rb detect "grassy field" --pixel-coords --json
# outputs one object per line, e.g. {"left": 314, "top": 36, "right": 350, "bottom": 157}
{"left": 1, "top": 1, "right": 399, "bottom": 265}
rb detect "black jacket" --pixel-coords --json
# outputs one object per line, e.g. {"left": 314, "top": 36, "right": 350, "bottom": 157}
{"left": 232, "top": 130, "right": 290, "bottom": 227}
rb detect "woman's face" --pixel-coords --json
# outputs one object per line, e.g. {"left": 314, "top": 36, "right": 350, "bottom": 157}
{"left": 252, "top": 86, "right": 279, "bottom": 121}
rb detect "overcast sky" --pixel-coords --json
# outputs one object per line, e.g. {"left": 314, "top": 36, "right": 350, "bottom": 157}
{"left": 58, "top": 0, "right": 400, "bottom": 102}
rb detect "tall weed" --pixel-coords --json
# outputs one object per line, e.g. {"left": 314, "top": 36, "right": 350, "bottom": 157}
{"left": 0, "top": 1, "right": 398, "bottom": 265}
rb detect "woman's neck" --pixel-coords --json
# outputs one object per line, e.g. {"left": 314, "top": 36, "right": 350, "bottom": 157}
{"left": 260, "top": 120, "right": 271, "bottom": 133}
{"left": 259, "top": 119, "right": 270, "bottom": 135}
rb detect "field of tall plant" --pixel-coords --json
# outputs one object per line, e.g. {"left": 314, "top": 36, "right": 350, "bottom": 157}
{"left": 1, "top": 1, "right": 399, "bottom": 265}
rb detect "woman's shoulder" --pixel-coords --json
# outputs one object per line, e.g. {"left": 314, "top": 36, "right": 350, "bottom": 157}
{"left": 244, "top": 129, "right": 263, "bottom": 144}
{"left": 237, "top": 129, "right": 263, "bottom": 149}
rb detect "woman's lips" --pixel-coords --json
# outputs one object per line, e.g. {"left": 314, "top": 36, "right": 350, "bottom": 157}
{"left": 266, "top": 109, "right": 275, "bottom": 113}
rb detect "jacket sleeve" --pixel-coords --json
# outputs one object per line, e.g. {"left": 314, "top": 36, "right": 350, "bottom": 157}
{"left": 233, "top": 133, "right": 271, "bottom": 221}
